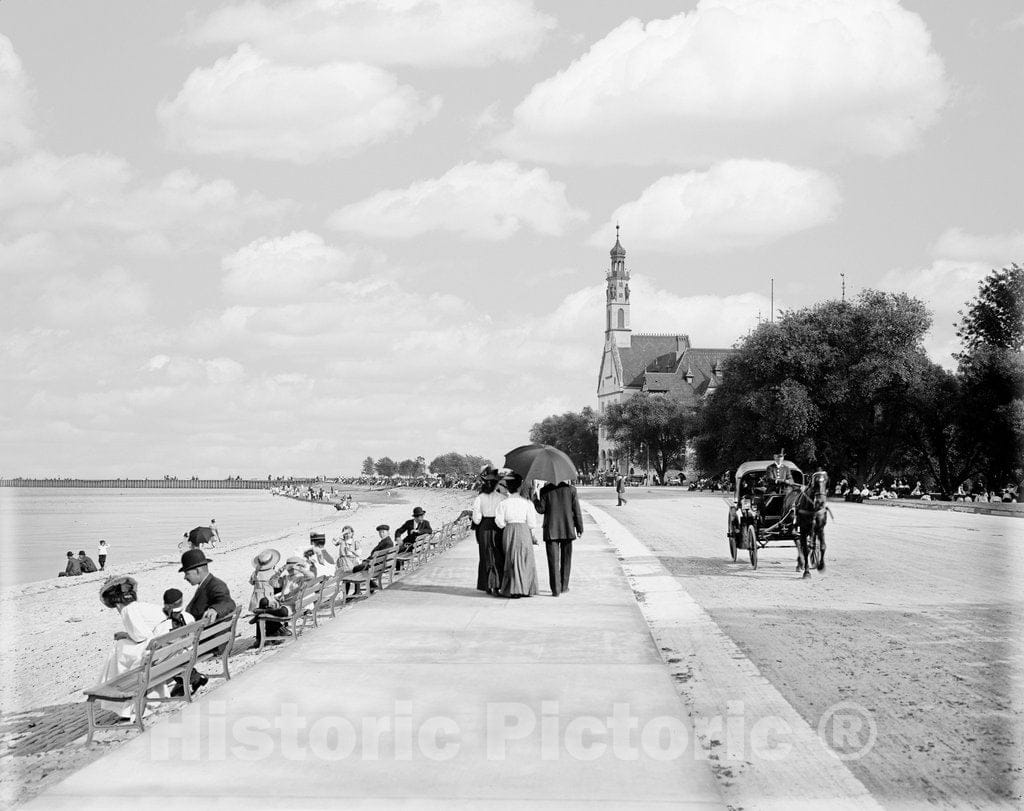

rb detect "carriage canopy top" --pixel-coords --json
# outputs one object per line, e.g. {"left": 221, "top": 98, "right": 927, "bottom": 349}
{"left": 734, "top": 460, "right": 805, "bottom": 481}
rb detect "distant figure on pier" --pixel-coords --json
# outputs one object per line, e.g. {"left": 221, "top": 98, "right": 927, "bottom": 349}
{"left": 60, "top": 551, "right": 82, "bottom": 577}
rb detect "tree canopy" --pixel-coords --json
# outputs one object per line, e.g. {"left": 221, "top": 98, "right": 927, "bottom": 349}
{"left": 360, "top": 456, "right": 375, "bottom": 475}
{"left": 955, "top": 263, "right": 1023, "bottom": 355}
{"left": 529, "top": 407, "right": 599, "bottom": 475}
{"left": 428, "top": 451, "right": 490, "bottom": 479}
{"left": 694, "top": 290, "right": 932, "bottom": 484}
{"left": 602, "top": 393, "right": 696, "bottom": 480}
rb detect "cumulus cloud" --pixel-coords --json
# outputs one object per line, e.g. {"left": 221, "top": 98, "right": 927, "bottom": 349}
{"left": 41, "top": 267, "right": 151, "bottom": 324}
{"left": 932, "top": 227, "right": 1024, "bottom": 264}
{"left": 327, "top": 160, "right": 588, "bottom": 239}
{"left": 593, "top": 160, "right": 840, "bottom": 253}
{"left": 0, "top": 35, "right": 34, "bottom": 154}
{"left": 158, "top": 46, "right": 441, "bottom": 163}
{"left": 499, "top": 0, "right": 948, "bottom": 165}
{"left": 188, "top": 0, "right": 555, "bottom": 68}
{"left": 221, "top": 231, "right": 362, "bottom": 303}
{"left": 0, "top": 150, "right": 290, "bottom": 243}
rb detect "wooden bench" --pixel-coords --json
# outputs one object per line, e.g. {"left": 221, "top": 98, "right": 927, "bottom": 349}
{"left": 316, "top": 567, "right": 347, "bottom": 621}
{"left": 83, "top": 621, "right": 204, "bottom": 742}
{"left": 188, "top": 605, "right": 243, "bottom": 682}
{"left": 254, "top": 577, "right": 325, "bottom": 650}
{"left": 341, "top": 547, "right": 397, "bottom": 601}
{"left": 395, "top": 533, "right": 431, "bottom": 575}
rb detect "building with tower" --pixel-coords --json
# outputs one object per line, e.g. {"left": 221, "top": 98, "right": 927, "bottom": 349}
{"left": 596, "top": 228, "right": 735, "bottom": 475}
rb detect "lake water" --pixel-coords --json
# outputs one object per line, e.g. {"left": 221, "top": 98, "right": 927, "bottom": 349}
{"left": 0, "top": 488, "right": 347, "bottom": 588}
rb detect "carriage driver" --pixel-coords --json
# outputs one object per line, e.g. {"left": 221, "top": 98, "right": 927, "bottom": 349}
{"left": 766, "top": 451, "right": 794, "bottom": 492}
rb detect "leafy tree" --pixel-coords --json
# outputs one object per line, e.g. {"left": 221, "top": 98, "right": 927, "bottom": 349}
{"left": 954, "top": 265, "right": 1024, "bottom": 491}
{"left": 415, "top": 456, "right": 426, "bottom": 476}
{"left": 361, "top": 456, "right": 375, "bottom": 475}
{"left": 374, "top": 456, "right": 397, "bottom": 477}
{"left": 602, "top": 393, "right": 696, "bottom": 481}
{"left": 396, "top": 459, "right": 419, "bottom": 477}
{"left": 428, "top": 452, "right": 491, "bottom": 479}
{"left": 529, "top": 407, "right": 599, "bottom": 474}
{"left": 694, "top": 290, "right": 932, "bottom": 485}
{"left": 955, "top": 263, "right": 1023, "bottom": 356}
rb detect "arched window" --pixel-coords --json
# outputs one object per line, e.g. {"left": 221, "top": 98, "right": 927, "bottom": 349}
{"left": 617, "top": 308, "right": 625, "bottom": 329}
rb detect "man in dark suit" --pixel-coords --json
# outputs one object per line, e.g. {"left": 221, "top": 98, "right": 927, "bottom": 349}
{"left": 394, "top": 507, "right": 433, "bottom": 559}
{"left": 180, "top": 548, "right": 236, "bottom": 623}
{"left": 533, "top": 481, "right": 584, "bottom": 597}
{"left": 352, "top": 524, "right": 395, "bottom": 591}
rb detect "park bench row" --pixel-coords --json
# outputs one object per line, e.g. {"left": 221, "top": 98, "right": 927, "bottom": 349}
{"left": 82, "top": 514, "right": 473, "bottom": 743}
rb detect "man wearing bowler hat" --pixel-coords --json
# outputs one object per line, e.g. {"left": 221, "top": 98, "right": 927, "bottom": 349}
{"left": 179, "top": 548, "right": 236, "bottom": 623}
{"left": 394, "top": 507, "right": 432, "bottom": 569}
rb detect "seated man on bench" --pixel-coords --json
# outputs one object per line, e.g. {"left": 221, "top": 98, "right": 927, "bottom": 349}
{"left": 350, "top": 524, "right": 394, "bottom": 591}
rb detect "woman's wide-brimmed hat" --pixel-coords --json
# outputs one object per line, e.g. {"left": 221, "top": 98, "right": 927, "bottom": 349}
{"left": 285, "top": 555, "right": 310, "bottom": 568}
{"left": 253, "top": 549, "right": 281, "bottom": 571}
{"left": 309, "top": 532, "right": 326, "bottom": 545}
{"left": 99, "top": 575, "right": 138, "bottom": 606}
{"left": 479, "top": 465, "right": 500, "bottom": 481}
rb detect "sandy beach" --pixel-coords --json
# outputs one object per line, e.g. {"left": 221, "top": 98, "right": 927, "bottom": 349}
{"left": 0, "top": 487, "right": 474, "bottom": 807}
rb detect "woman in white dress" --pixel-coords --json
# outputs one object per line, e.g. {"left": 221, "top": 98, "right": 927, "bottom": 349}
{"left": 471, "top": 466, "right": 507, "bottom": 594}
{"left": 494, "top": 473, "right": 539, "bottom": 598}
{"left": 96, "top": 576, "right": 171, "bottom": 720}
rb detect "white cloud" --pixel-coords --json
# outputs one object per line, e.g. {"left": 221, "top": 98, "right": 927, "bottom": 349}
{"left": 0, "top": 232, "right": 68, "bottom": 274}
{"left": 41, "top": 267, "right": 151, "bottom": 324}
{"left": 0, "top": 150, "right": 290, "bottom": 243}
{"left": 0, "top": 35, "right": 34, "bottom": 154}
{"left": 593, "top": 161, "right": 840, "bottom": 254}
{"left": 158, "top": 46, "right": 441, "bottom": 163}
{"left": 327, "top": 160, "right": 588, "bottom": 239}
{"left": 189, "top": 0, "right": 556, "bottom": 68}
{"left": 932, "top": 227, "right": 1024, "bottom": 264}
{"left": 500, "top": 0, "right": 948, "bottom": 165}
{"left": 880, "top": 259, "right": 991, "bottom": 368}
{"left": 221, "top": 231, "right": 360, "bottom": 304}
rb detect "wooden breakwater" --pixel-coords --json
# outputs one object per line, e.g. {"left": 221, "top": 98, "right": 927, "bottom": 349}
{"left": 0, "top": 478, "right": 322, "bottom": 490}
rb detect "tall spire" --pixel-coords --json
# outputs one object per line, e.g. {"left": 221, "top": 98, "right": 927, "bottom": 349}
{"left": 610, "top": 223, "right": 626, "bottom": 259}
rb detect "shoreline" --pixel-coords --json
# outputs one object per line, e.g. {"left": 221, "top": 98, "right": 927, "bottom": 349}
{"left": 0, "top": 487, "right": 473, "bottom": 716}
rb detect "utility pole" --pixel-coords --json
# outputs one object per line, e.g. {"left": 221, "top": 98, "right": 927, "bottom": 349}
{"left": 841, "top": 273, "right": 846, "bottom": 303}
{"left": 770, "top": 277, "right": 775, "bottom": 323}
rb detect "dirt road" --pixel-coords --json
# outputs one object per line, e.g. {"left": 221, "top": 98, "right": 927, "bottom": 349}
{"left": 581, "top": 488, "right": 1023, "bottom": 809}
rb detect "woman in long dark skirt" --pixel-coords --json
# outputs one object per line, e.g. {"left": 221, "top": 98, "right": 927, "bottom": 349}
{"left": 494, "top": 473, "right": 539, "bottom": 598}
{"left": 471, "top": 467, "right": 507, "bottom": 594}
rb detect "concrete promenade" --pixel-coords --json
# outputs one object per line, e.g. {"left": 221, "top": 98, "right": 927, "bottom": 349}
{"left": 28, "top": 510, "right": 724, "bottom": 809}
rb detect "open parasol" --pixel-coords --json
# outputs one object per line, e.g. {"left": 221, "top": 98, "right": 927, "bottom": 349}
{"left": 186, "top": 526, "right": 216, "bottom": 546}
{"left": 503, "top": 443, "right": 578, "bottom": 485}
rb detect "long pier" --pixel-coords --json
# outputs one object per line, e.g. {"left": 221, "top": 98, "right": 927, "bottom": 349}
{"left": 0, "top": 478, "right": 325, "bottom": 489}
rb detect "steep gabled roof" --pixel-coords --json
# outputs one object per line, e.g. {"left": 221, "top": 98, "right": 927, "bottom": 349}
{"left": 618, "top": 334, "right": 683, "bottom": 388}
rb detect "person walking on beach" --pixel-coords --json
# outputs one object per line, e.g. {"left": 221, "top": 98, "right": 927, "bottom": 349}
{"left": 179, "top": 549, "right": 236, "bottom": 623}
{"left": 533, "top": 480, "right": 583, "bottom": 597}
{"left": 471, "top": 466, "right": 506, "bottom": 594}
{"left": 210, "top": 519, "right": 221, "bottom": 545}
{"left": 97, "top": 539, "right": 109, "bottom": 570}
{"left": 494, "top": 473, "right": 539, "bottom": 598}
{"left": 615, "top": 474, "right": 628, "bottom": 507}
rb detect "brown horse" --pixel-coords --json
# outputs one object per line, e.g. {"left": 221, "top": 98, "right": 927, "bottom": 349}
{"left": 795, "top": 470, "right": 829, "bottom": 578}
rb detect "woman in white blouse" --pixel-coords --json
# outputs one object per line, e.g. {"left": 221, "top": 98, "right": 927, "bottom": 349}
{"left": 471, "top": 467, "right": 507, "bottom": 594}
{"left": 493, "top": 473, "right": 539, "bottom": 598}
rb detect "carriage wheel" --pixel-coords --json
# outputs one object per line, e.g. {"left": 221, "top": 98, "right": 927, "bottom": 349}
{"left": 728, "top": 527, "right": 738, "bottom": 561}
{"left": 815, "top": 526, "right": 826, "bottom": 571}
{"left": 744, "top": 525, "right": 758, "bottom": 570}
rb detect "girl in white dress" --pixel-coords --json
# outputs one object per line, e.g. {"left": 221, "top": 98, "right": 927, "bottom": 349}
{"left": 494, "top": 473, "right": 540, "bottom": 598}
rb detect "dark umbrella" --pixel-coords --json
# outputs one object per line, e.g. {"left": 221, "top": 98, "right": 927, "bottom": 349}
{"left": 503, "top": 444, "right": 578, "bottom": 484}
{"left": 187, "top": 526, "right": 216, "bottom": 546}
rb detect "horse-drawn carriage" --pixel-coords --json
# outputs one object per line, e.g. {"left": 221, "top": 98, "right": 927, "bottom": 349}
{"left": 726, "top": 461, "right": 829, "bottom": 575}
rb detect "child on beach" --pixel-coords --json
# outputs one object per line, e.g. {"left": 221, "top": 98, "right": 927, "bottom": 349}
{"left": 333, "top": 525, "right": 361, "bottom": 572}
{"left": 97, "top": 539, "right": 109, "bottom": 570}
{"left": 163, "top": 588, "right": 209, "bottom": 696}
{"left": 249, "top": 549, "right": 281, "bottom": 612}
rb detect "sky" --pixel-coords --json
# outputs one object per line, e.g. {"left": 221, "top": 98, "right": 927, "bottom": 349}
{"left": 0, "top": 0, "right": 1021, "bottom": 478}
